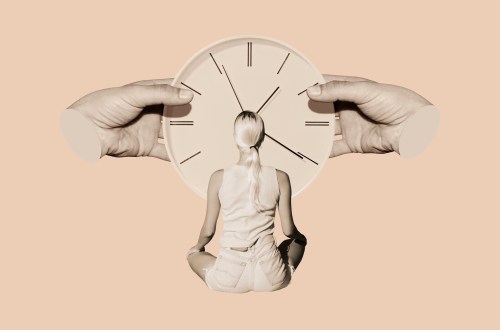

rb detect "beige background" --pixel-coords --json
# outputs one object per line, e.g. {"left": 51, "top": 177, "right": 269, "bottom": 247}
{"left": 1, "top": 1, "right": 498, "bottom": 329}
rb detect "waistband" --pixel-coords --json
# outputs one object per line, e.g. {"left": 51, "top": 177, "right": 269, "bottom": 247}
{"left": 222, "top": 235, "right": 276, "bottom": 255}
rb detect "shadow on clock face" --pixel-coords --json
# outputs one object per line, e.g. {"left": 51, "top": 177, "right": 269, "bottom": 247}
{"left": 308, "top": 100, "right": 335, "bottom": 114}
{"left": 164, "top": 104, "right": 192, "bottom": 118}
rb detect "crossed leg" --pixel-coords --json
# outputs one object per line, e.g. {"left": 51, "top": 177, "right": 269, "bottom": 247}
{"left": 187, "top": 252, "right": 216, "bottom": 281}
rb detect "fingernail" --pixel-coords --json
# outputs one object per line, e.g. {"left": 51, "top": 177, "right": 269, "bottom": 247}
{"left": 180, "top": 89, "right": 193, "bottom": 99}
{"left": 307, "top": 85, "right": 321, "bottom": 96}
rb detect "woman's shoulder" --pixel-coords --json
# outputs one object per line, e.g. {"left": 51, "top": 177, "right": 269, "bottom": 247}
{"left": 274, "top": 169, "right": 290, "bottom": 182}
{"left": 273, "top": 169, "right": 291, "bottom": 197}
{"left": 261, "top": 166, "right": 288, "bottom": 178}
{"left": 264, "top": 167, "right": 289, "bottom": 185}
{"left": 211, "top": 168, "right": 224, "bottom": 177}
{"left": 209, "top": 169, "right": 224, "bottom": 185}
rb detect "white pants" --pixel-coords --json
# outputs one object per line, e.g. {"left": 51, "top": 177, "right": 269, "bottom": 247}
{"left": 205, "top": 235, "right": 292, "bottom": 293}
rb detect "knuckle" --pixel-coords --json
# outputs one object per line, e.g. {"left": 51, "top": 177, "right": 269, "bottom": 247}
{"left": 158, "top": 84, "right": 178, "bottom": 97}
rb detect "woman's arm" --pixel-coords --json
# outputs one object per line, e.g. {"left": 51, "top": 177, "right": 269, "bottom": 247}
{"left": 188, "top": 170, "right": 223, "bottom": 254}
{"left": 277, "top": 170, "right": 307, "bottom": 245}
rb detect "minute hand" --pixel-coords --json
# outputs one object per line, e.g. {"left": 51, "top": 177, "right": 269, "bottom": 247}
{"left": 222, "top": 65, "right": 244, "bottom": 112}
{"left": 265, "top": 133, "right": 303, "bottom": 159}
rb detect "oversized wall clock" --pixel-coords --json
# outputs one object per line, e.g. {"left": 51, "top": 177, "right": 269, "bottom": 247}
{"left": 163, "top": 36, "right": 334, "bottom": 198}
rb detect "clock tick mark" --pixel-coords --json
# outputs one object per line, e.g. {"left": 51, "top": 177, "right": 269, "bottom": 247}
{"left": 170, "top": 120, "right": 194, "bottom": 126}
{"left": 209, "top": 53, "right": 222, "bottom": 75}
{"left": 277, "top": 53, "right": 290, "bottom": 74}
{"left": 305, "top": 121, "right": 329, "bottom": 126}
{"left": 247, "top": 42, "right": 252, "bottom": 67}
{"left": 298, "top": 152, "right": 319, "bottom": 165}
{"left": 180, "top": 151, "right": 201, "bottom": 164}
{"left": 180, "top": 82, "right": 202, "bottom": 96}
{"left": 298, "top": 82, "right": 319, "bottom": 96}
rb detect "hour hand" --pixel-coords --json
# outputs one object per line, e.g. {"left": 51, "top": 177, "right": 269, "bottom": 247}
{"left": 222, "top": 65, "right": 244, "bottom": 112}
{"left": 257, "top": 87, "right": 280, "bottom": 114}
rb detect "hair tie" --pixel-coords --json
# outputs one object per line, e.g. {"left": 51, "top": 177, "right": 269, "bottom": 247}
{"left": 250, "top": 145, "right": 259, "bottom": 150}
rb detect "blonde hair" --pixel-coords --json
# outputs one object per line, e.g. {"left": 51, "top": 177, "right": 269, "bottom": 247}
{"left": 234, "top": 111, "right": 265, "bottom": 211}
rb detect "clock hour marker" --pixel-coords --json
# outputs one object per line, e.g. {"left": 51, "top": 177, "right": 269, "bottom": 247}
{"left": 276, "top": 53, "right": 290, "bottom": 74}
{"left": 305, "top": 121, "right": 329, "bottom": 126}
{"left": 298, "top": 82, "right": 318, "bottom": 96}
{"left": 170, "top": 120, "right": 194, "bottom": 125}
{"left": 297, "top": 152, "right": 318, "bottom": 165}
{"left": 180, "top": 82, "right": 202, "bottom": 96}
{"left": 247, "top": 42, "right": 252, "bottom": 67}
{"left": 180, "top": 151, "right": 201, "bottom": 164}
{"left": 209, "top": 53, "right": 222, "bottom": 74}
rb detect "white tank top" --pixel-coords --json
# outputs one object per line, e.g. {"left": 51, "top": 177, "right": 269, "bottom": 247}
{"left": 218, "top": 165, "right": 280, "bottom": 248}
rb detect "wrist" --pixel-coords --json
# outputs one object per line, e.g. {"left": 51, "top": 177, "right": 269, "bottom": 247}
{"left": 61, "top": 109, "right": 102, "bottom": 162}
{"left": 397, "top": 105, "right": 440, "bottom": 158}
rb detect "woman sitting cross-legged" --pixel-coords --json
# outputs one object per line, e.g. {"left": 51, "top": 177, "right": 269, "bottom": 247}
{"left": 187, "top": 111, "right": 307, "bottom": 293}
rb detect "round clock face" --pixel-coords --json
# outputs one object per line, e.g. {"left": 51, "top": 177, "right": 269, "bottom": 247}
{"left": 163, "top": 36, "right": 334, "bottom": 198}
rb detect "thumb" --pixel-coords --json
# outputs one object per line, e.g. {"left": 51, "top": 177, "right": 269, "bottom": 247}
{"left": 307, "top": 80, "right": 377, "bottom": 105}
{"left": 330, "top": 140, "right": 352, "bottom": 158}
{"left": 123, "top": 84, "right": 194, "bottom": 108}
{"left": 148, "top": 143, "right": 170, "bottom": 161}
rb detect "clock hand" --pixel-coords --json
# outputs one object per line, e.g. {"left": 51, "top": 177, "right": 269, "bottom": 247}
{"left": 297, "top": 152, "right": 319, "bottom": 165}
{"left": 222, "top": 65, "right": 244, "bottom": 112}
{"left": 256, "top": 86, "right": 280, "bottom": 114}
{"left": 264, "top": 133, "right": 303, "bottom": 160}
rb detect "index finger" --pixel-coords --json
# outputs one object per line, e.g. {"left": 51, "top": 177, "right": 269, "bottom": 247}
{"left": 322, "top": 74, "right": 375, "bottom": 83}
{"left": 123, "top": 84, "right": 194, "bottom": 107}
{"left": 125, "top": 78, "right": 174, "bottom": 86}
{"left": 307, "top": 80, "right": 378, "bottom": 104}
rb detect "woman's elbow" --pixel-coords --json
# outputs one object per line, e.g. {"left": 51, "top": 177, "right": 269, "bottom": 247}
{"left": 201, "top": 228, "right": 215, "bottom": 239}
{"left": 282, "top": 226, "right": 296, "bottom": 237}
